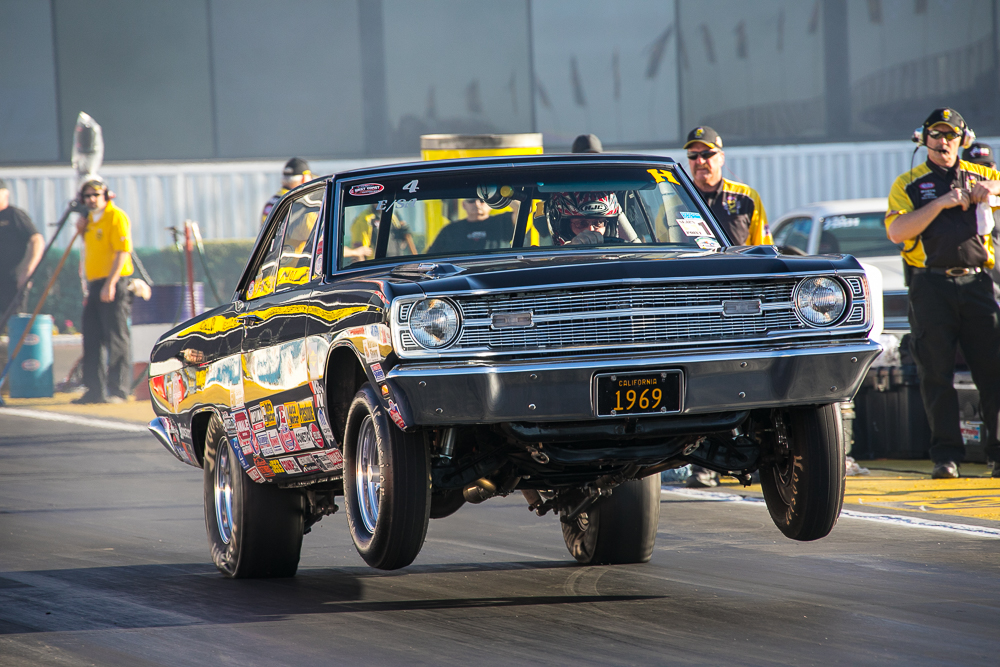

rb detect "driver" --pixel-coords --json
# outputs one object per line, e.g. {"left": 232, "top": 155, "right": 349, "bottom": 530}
{"left": 547, "top": 192, "right": 624, "bottom": 245}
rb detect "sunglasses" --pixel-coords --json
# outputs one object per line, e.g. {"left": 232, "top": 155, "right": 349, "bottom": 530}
{"left": 568, "top": 218, "right": 607, "bottom": 228}
{"left": 687, "top": 149, "right": 719, "bottom": 161}
{"left": 82, "top": 192, "right": 104, "bottom": 199}
{"left": 927, "top": 129, "right": 960, "bottom": 141}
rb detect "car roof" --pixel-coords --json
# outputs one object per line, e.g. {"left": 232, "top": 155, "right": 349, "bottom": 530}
{"left": 775, "top": 198, "right": 889, "bottom": 223}
{"left": 328, "top": 153, "right": 679, "bottom": 180}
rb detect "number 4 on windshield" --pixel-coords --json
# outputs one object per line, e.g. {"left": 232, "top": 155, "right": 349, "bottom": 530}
{"left": 402, "top": 180, "right": 419, "bottom": 193}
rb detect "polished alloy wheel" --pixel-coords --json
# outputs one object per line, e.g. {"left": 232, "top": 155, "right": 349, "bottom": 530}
{"left": 355, "top": 416, "right": 381, "bottom": 533}
{"left": 215, "top": 442, "right": 235, "bottom": 544}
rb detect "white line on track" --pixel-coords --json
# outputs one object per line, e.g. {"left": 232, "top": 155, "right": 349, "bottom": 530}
{"left": 0, "top": 407, "right": 149, "bottom": 433}
{"left": 661, "top": 486, "right": 1000, "bottom": 540}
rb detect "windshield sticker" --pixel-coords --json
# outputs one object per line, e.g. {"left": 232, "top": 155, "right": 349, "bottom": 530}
{"left": 677, "top": 218, "right": 713, "bottom": 237}
{"left": 349, "top": 183, "right": 384, "bottom": 196}
{"left": 402, "top": 179, "right": 419, "bottom": 193}
{"left": 647, "top": 168, "right": 680, "bottom": 185}
{"left": 695, "top": 236, "right": 721, "bottom": 250}
{"left": 823, "top": 216, "right": 860, "bottom": 230}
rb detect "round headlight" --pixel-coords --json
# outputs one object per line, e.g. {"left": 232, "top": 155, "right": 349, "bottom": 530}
{"left": 795, "top": 277, "right": 847, "bottom": 326}
{"left": 409, "top": 298, "right": 460, "bottom": 348}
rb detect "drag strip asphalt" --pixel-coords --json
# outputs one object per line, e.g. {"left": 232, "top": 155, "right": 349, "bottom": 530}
{"left": 1, "top": 413, "right": 998, "bottom": 666}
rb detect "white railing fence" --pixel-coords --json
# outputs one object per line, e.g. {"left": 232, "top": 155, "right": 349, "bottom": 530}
{"left": 3, "top": 139, "right": 993, "bottom": 248}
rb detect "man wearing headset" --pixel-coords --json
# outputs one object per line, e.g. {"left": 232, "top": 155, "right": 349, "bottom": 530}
{"left": 886, "top": 108, "right": 1000, "bottom": 479}
{"left": 73, "top": 178, "right": 135, "bottom": 404}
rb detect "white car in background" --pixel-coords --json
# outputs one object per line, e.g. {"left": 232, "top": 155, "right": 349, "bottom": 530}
{"left": 772, "top": 198, "right": 904, "bottom": 333}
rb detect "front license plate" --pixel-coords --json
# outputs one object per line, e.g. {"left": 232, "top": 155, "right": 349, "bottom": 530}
{"left": 594, "top": 370, "right": 682, "bottom": 417}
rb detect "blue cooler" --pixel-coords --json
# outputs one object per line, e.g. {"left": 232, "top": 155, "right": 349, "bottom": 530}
{"left": 8, "top": 314, "right": 54, "bottom": 398}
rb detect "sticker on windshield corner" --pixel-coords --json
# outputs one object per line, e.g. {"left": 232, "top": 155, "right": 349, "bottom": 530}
{"left": 677, "top": 217, "right": 713, "bottom": 237}
{"left": 349, "top": 183, "right": 384, "bottom": 196}
{"left": 695, "top": 236, "right": 721, "bottom": 250}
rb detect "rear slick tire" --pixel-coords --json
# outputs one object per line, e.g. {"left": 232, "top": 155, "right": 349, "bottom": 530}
{"left": 561, "top": 474, "right": 660, "bottom": 565}
{"left": 343, "top": 383, "right": 431, "bottom": 570}
{"left": 759, "top": 404, "right": 845, "bottom": 541}
{"left": 203, "top": 414, "right": 305, "bottom": 578}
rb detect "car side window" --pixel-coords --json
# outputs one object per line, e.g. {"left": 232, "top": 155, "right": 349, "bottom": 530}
{"left": 245, "top": 208, "right": 289, "bottom": 300}
{"left": 275, "top": 189, "right": 323, "bottom": 291}
{"left": 773, "top": 217, "right": 812, "bottom": 253}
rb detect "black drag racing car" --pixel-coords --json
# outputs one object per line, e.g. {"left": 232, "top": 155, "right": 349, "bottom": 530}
{"left": 147, "top": 154, "right": 880, "bottom": 577}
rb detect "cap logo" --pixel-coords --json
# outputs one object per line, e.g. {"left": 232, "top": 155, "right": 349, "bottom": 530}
{"left": 942, "top": 109, "right": 951, "bottom": 121}
{"left": 694, "top": 128, "right": 704, "bottom": 138}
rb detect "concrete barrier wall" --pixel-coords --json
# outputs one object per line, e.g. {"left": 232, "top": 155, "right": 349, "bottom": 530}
{"left": 3, "top": 139, "right": 994, "bottom": 248}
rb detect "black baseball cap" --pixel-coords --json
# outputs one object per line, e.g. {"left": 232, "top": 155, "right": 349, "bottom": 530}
{"left": 923, "top": 107, "right": 966, "bottom": 132}
{"left": 683, "top": 126, "right": 723, "bottom": 150}
{"left": 283, "top": 157, "right": 310, "bottom": 176}
{"left": 963, "top": 142, "right": 995, "bottom": 167}
{"left": 571, "top": 134, "right": 603, "bottom": 153}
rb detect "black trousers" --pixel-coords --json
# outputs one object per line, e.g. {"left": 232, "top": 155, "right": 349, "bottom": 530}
{"left": 908, "top": 271, "right": 1000, "bottom": 463}
{"left": 82, "top": 277, "right": 132, "bottom": 399}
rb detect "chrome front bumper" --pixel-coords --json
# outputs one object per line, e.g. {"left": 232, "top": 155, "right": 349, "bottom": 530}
{"left": 386, "top": 339, "right": 882, "bottom": 425}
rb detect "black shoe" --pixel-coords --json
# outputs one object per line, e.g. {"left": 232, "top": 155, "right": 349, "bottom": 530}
{"left": 991, "top": 460, "right": 1000, "bottom": 479}
{"left": 931, "top": 461, "right": 960, "bottom": 479}
{"left": 71, "top": 393, "right": 105, "bottom": 405}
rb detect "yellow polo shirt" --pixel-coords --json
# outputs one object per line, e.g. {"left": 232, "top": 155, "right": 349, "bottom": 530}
{"left": 83, "top": 201, "right": 134, "bottom": 281}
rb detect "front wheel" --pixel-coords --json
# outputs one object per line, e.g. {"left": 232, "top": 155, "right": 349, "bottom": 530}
{"left": 561, "top": 474, "right": 660, "bottom": 565}
{"left": 759, "top": 405, "right": 845, "bottom": 541}
{"left": 203, "top": 414, "right": 304, "bottom": 578}
{"left": 343, "top": 384, "right": 431, "bottom": 569}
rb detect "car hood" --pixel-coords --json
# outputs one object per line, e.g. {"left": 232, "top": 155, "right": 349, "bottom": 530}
{"left": 375, "top": 248, "right": 867, "bottom": 295}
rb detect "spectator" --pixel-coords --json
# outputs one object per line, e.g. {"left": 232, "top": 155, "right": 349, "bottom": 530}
{"left": 684, "top": 126, "right": 771, "bottom": 246}
{"left": 885, "top": 108, "right": 1000, "bottom": 479}
{"left": 0, "top": 179, "right": 44, "bottom": 318}
{"left": 261, "top": 157, "right": 312, "bottom": 225}
{"left": 73, "top": 178, "right": 134, "bottom": 404}
{"left": 427, "top": 198, "right": 515, "bottom": 255}
{"left": 571, "top": 134, "right": 603, "bottom": 154}
{"left": 963, "top": 142, "right": 995, "bottom": 169}
{"left": 684, "top": 126, "right": 771, "bottom": 488}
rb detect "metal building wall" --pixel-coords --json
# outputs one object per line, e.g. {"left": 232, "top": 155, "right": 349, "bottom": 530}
{"left": 2, "top": 139, "right": 995, "bottom": 248}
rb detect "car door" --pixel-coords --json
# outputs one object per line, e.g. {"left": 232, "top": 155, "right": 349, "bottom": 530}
{"left": 237, "top": 185, "right": 335, "bottom": 478}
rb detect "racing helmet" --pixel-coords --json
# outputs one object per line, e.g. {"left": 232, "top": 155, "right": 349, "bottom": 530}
{"left": 546, "top": 192, "right": 622, "bottom": 245}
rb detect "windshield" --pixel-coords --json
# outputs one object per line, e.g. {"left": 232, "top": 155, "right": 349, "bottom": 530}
{"left": 819, "top": 212, "right": 901, "bottom": 257}
{"left": 337, "top": 165, "right": 719, "bottom": 268}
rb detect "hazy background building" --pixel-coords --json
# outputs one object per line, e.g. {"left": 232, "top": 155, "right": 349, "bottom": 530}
{"left": 4, "top": 0, "right": 998, "bottom": 165}
{"left": 2, "top": 0, "right": 999, "bottom": 248}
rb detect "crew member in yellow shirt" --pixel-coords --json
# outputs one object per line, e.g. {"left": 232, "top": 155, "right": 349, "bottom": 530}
{"left": 73, "top": 178, "right": 134, "bottom": 404}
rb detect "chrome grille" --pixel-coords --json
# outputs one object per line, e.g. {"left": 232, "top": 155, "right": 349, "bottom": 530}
{"left": 453, "top": 280, "right": 804, "bottom": 351}
{"left": 458, "top": 281, "right": 797, "bottom": 319}
{"left": 458, "top": 310, "right": 802, "bottom": 349}
{"left": 845, "top": 276, "right": 865, "bottom": 298}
